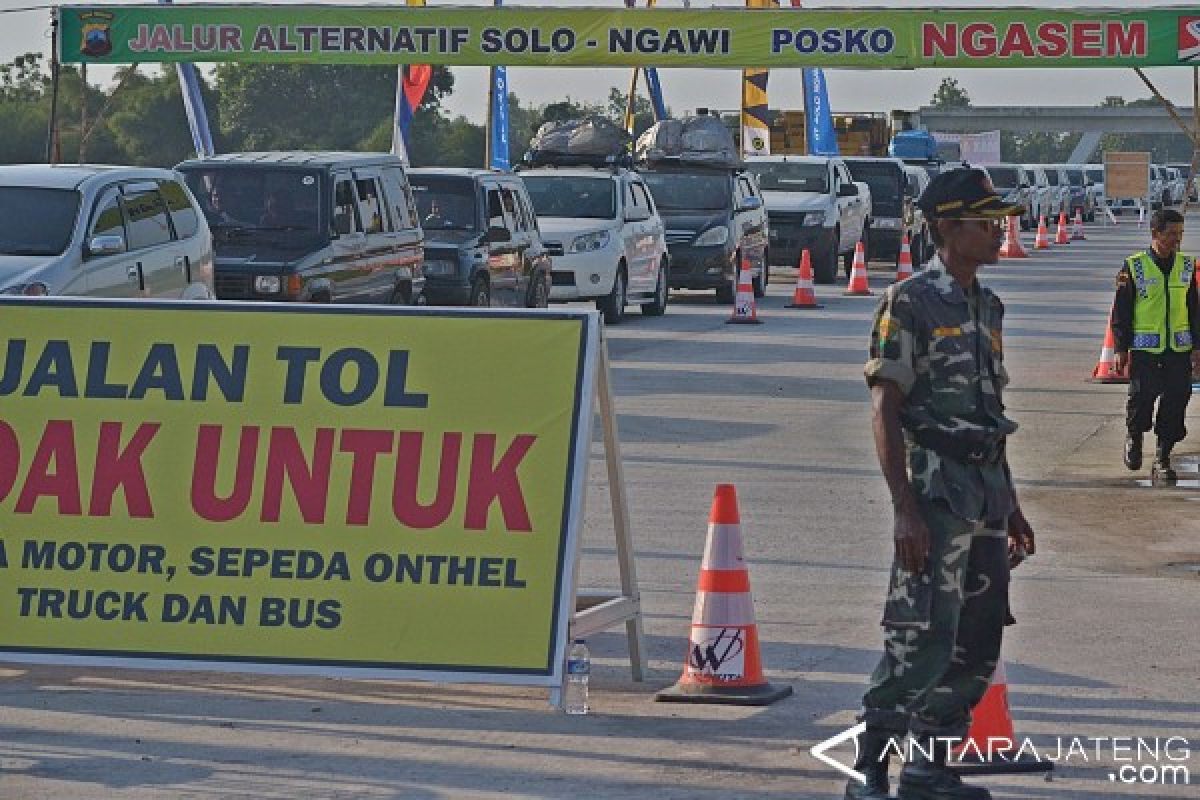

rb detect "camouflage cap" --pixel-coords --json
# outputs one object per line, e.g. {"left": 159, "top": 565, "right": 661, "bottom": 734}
{"left": 918, "top": 167, "right": 1025, "bottom": 220}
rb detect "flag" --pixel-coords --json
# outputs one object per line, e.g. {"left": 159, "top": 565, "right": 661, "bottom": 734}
{"left": 490, "top": 66, "right": 510, "bottom": 170}
{"left": 392, "top": 0, "right": 431, "bottom": 162}
{"left": 803, "top": 67, "right": 839, "bottom": 156}
{"left": 741, "top": 0, "right": 777, "bottom": 157}
{"left": 158, "top": 0, "right": 213, "bottom": 157}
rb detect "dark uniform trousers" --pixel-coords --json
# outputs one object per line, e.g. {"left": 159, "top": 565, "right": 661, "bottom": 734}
{"left": 1128, "top": 350, "right": 1193, "bottom": 445}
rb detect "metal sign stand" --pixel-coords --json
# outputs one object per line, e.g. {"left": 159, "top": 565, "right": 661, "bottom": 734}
{"left": 552, "top": 332, "right": 646, "bottom": 708}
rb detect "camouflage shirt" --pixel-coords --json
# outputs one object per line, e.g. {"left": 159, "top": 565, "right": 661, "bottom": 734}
{"left": 864, "top": 256, "right": 1018, "bottom": 522}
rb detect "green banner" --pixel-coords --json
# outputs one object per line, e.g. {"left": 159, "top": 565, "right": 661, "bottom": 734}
{"left": 60, "top": 5, "right": 1197, "bottom": 68}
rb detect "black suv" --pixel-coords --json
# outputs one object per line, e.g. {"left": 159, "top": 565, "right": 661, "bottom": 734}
{"left": 844, "top": 157, "right": 917, "bottom": 268}
{"left": 409, "top": 168, "right": 551, "bottom": 308}
{"left": 177, "top": 151, "right": 424, "bottom": 304}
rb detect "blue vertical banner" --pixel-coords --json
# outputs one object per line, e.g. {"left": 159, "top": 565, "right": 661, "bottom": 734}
{"left": 803, "top": 68, "right": 838, "bottom": 156}
{"left": 490, "top": 65, "right": 510, "bottom": 170}
{"left": 158, "top": 0, "right": 214, "bottom": 156}
{"left": 643, "top": 67, "right": 667, "bottom": 121}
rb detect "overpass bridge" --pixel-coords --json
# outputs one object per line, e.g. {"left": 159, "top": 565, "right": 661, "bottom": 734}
{"left": 911, "top": 105, "right": 1195, "bottom": 162}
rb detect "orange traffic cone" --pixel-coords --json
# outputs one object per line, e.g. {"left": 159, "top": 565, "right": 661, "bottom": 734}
{"left": 952, "top": 660, "right": 1053, "bottom": 775}
{"left": 1071, "top": 208, "right": 1086, "bottom": 241}
{"left": 656, "top": 484, "right": 792, "bottom": 706}
{"left": 843, "top": 241, "right": 873, "bottom": 296}
{"left": 895, "top": 233, "right": 914, "bottom": 282}
{"left": 1034, "top": 215, "right": 1050, "bottom": 250}
{"left": 1090, "top": 308, "right": 1130, "bottom": 384}
{"left": 998, "top": 215, "right": 1029, "bottom": 258}
{"left": 726, "top": 257, "right": 762, "bottom": 325}
{"left": 785, "top": 249, "right": 822, "bottom": 309}
{"left": 1054, "top": 211, "right": 1070, "bottom": 244}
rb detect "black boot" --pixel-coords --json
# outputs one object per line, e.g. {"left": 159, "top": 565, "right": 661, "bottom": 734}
{"left": 898, "top": 738, "right": 991, "bottom": 800}
{"left": 844, "top": 727, "right": 895, "bottom": 800}
{"left": 1124, "top": 431, "right": 1143, "bottom": 470}
{"left": 1152, "top": 439, "right": 1177, "bottom": 485}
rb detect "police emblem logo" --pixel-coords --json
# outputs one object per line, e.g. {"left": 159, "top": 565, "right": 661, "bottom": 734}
{"left": 79, "top": 10, "right": 115, "bottom": 58}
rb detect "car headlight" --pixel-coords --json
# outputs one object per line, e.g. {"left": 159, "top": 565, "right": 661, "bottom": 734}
{"left": 693, "top": 226, "right": 730, "bottom": 247}
{"left": 255, "top": 276, "right": 282, "bottom": 294}
{"left": 874, "top": 217, "right": 902, "bottom": 230}
{"left": 805, "top": 210, "right": 828, "bottom": 226}
{"left": 422, "top": 259, "right": 457, "bottom": 276}
{"left": 0, "top": 282, "right": 49, "bottom": 296}
{"left": 569, "top": 231, "right": 611, "bottom": 253}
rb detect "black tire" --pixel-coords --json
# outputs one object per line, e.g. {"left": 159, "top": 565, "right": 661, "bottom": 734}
{"left": 389, "top": 281, "right": 412, "bottom": 306}
{"left": 641, "top": 262, "right": 669, "bottom": 316}
{"left": 753, "top": 253, "right": 768, "bottom": 298}
{"left": 468, "top": 276, "right": 490, "bottom": 307}
{"left": 598, "top": 266, "right": 627, "bottom": 324}
{"left": 716, "top": 282, "right": 735, "bottom": 303}
{"left": 814, "top": 227, "right": 838, "bottom": 285}
{"left": 526, "top": 271, "right": 549, "bottom": 308}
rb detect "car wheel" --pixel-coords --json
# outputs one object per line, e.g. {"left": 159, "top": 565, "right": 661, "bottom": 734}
{"left": 527, "top": 271, "right": 549, "bottom": 308}
{"left": 845, "top": 226, "right": 868, "bottom": 279}
{"left": 641, "top": 261, "right": 669, "bottom": 316}
{"left": 814, "top": 227, "right": 839, "bottom": 285}
{"left": 715, "top": 280, "right": 735, "bottom": 304}
{"left": 469, "top": 277, "right": 490, "bottom": 307}
{"left": 389, "top": 281, "right": 412, "bottom": 306}
{"left": 598, "top": 266, "right": 626, "bottom": 324}
{"left": 753, "top": 252, "right": 768, "bottom": 298}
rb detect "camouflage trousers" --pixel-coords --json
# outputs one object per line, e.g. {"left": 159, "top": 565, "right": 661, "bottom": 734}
{"left": 861, "top": 497, "right": 1010, "bottom": 739}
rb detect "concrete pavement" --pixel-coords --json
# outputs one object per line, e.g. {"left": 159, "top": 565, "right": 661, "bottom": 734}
{"left": 2, "top": 214, "right": 1199, "bottom": 799}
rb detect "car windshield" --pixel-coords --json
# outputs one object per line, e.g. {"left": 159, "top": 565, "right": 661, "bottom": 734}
{"left": 182, "top": 168, "right": 323, "bottom": 249}
{"left": 1067, "top": 171, "right": 1084, "bottom": 186}
{"left": 410, "top": 177, "right": 479, "bottom": 231}
{"left": 1086, "top": 168, "right": 1104, "bottom": 182}
{"left": 640, "top": 172, "right": 730, "bottom": 211}
{"left": 745, "top": 162, "right": 829, "bottom": 193}
{"left": 0, "top": 187, "right": 80, "bottom": 256}
{"left": 988, "top": 167, "right": 1020, "bottom": 189}
{"left": 522, "top": 176, "right": 615, "bottom": 219}
{"left": 845, "top": 162, "right": 902, "bottom": 200}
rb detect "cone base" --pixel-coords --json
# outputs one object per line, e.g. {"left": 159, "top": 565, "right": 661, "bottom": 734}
{"left": 1089, "top": 375, "right": 1131, "bottom": 385}
{"left": 655, "top": 680, "right": 793, "bottom": 706}
{"left": 843, "top": 289, "right": 874, "bottom": 296}
{"left": 950, "top": 751, "right": 1055, "bottom": 776}
{"left": 725, "top": 317, "right": 764, "bottom": 325}
{"left": 785, "top": 302, "right": 823, "bottom": 309}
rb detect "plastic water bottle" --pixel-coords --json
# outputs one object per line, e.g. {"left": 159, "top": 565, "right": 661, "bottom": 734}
{"left": 564, "top": 639, "right": 590, "bottom": 715}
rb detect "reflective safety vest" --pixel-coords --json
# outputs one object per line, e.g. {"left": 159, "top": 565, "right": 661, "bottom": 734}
{"left": 1129, "top": 251, "right": 1195, "bottom": 354}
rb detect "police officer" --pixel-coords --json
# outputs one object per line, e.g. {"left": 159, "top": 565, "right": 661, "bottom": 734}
{"left": 1111, "top": 209, "right": 1200, "bottom": 484}
{"left": 849, "top": 169, "right": 1036, "bottom": 800}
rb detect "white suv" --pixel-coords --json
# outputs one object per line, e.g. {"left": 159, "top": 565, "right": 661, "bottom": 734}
{"left": 521, "top": 166, "right": 668, "bottom": 324}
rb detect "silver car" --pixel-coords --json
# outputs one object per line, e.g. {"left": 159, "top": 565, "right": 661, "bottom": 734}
{"left": 0, "top": 164, "right": 215, "bottom": 299}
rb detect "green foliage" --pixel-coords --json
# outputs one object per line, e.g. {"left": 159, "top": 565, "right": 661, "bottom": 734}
{"left": 931, "top": 77, "right": 970, "bottom": 110}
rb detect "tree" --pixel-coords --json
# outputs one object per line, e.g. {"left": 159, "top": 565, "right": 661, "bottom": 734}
{"left": 931, "top": 77, "right": 970, "bottom": 109}
{"left": 105, "top": 66, "right": 220, "bottom": 166}
{"left": 605, "top": 86, "right": 660, "bottom": 138}
{"left": 216, "top": 64, "right": 452, "bottom": 151}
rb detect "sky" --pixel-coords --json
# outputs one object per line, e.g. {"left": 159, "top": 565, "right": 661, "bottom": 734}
{"left": 4, "top": 0, "right": 1200, "bottom": 123}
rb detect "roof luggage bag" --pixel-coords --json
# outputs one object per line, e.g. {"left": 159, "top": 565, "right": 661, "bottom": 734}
{"left": 636, "top": 115, "right": 740, "bottom": 169}
{"left": 524, "top": 116, "right": 632, "bottom": 167}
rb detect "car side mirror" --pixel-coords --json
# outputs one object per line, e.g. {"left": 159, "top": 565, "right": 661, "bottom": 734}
{"left": 485, "top": 225, "right": 512, "bottom": 243}
{"left": 87, "top": 234, "right": 125, "bottom": 257}
{"left": 736, "top": 196, "right": 763, "bottom": 212}
{"left": 838, "top": 183, "right": 859, "bottom": 197}
{"left": 625, "top": 206, "right": 651, "bottom": 222}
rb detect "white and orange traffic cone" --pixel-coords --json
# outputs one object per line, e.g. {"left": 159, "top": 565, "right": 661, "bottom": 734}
{"left": 843, "top": 241, "right": 873, "bottom": 296}
{"left": 998, "top": 215, "right": 1029, "bottom": 258}
{"left": 785, "top": 249, "right": 822, "bottom": 309}
{"left": 895, "top": 233, "right": 914, "bottom": 282}
{"left": 1034, "top": 215, "right": 1051, "bottom": 250}
{"left": 953, "top": 659, "right": 1053, "bottom": 775}
{"left": 1071, "top": 207, "right": 1087, "bottom": 241}
{"left": 656, "top": 484, "right": 792, "bottom": 705}
{"left": 726, "top": 257, "right": 762, "bottom": 325}
{"left": 1054, "top": 210, "right": 1070, "bottom": 244}
{"left": 1090, "top": 308, "right": 1130, "bottom": 384}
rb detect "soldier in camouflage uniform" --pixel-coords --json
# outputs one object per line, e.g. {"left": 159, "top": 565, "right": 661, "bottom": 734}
{"left": 846, "top": 169, "right": 1037, "bottom": 800}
